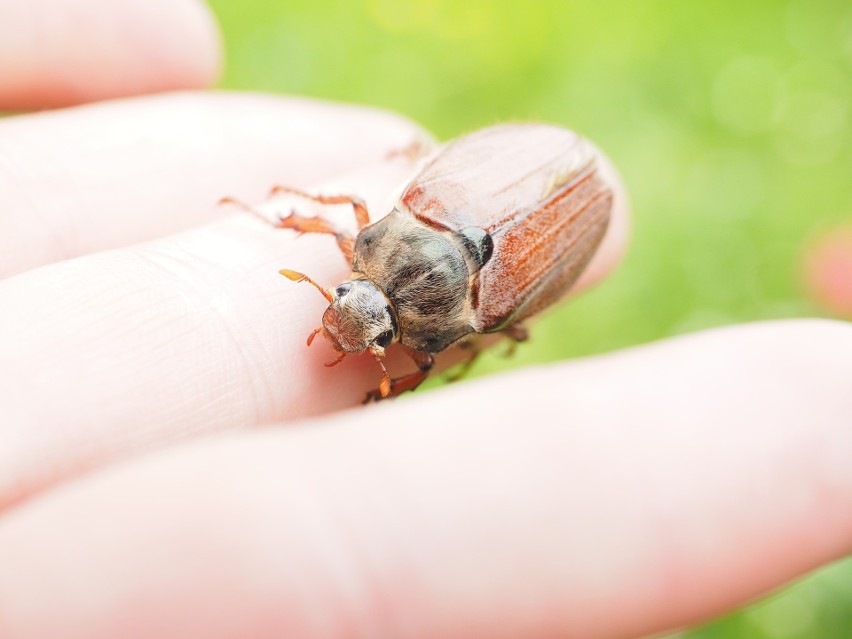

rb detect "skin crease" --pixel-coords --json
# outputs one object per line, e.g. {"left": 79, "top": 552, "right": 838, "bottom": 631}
{"left": 1, "top": 1, "right": 850, "bottom": 638}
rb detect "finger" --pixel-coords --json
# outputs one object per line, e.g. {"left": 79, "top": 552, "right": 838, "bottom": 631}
{"left": 0, "top": 0, "right": 221, "bottom": 110}
{"left": 0, "top": 320, "right": 848, "bottom": 639}
{"left": 0, "top": 157, "right": 627, "bottom": 510}
{"left": 0, "top": 92, "right": 431, "bottom": 279}
{"left": 0, "top": 160, "right": 413, "bottom": 509}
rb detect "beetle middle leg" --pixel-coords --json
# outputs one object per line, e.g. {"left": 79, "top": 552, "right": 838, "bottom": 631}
{"left": 500, "top": 323, "right": 528, "bottom": 357}
{"left": 445, "top": 337, "right": 482, "bottom": 383}
{"left": 445, "top": 324, "right": 528, "bottom": 382}
{"left": 363, "top": 348, "right": 434, "bottom": 403}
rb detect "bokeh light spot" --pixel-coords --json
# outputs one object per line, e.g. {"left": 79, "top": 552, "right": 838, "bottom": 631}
{"left": 364, "top": 0, "right": 438, "bottom": 32}
{"left": 712, "top": 56, "right": 785, "bottom": 134}
{"left": 686, "top": 149, "right": 767, "bottom": 220}
{"left": 804, "top": 225, "right": 852, "bottom": 318}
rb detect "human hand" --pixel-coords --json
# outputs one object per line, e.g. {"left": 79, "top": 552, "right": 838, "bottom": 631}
{"left": 1, "top": 1, "right": 850, "bottom": 638}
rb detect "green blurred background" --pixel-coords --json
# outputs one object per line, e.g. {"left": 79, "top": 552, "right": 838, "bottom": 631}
{"left": 207, "top": 0, "right": 851, "bottom": 636}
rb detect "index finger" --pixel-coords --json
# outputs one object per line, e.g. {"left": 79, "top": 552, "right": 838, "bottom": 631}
{"left": 0, "top": 155, "right": 628, "bottom": 510}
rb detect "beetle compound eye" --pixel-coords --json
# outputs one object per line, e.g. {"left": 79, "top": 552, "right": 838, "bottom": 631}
{"left": 335, "top": 283, "right": 352, "bottom": 298}
{"left": 458, "top": 227, "right": 494, "bottom": 271}
{"left": 375, "top": 330, "right": 393, "bottom": 348}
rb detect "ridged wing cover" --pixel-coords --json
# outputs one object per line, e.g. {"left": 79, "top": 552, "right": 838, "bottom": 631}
{"left": 399, "top": 124, "right": 613, "bottom": 332}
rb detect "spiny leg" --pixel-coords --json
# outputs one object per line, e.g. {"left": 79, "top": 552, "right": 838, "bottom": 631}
{"left": 219, "top": 196, "right": 278, "bottom": 228}
{"left": 390, "top": 348, "right": 435, "bottom": 396}
{"left": 368, "top": 351, "right": 393, "bottom": 401}
{"left": 385, "top": 137, "right": 433, "bottom": 163}
{"left": 274, "top": 211, "right": 355, "bottom": 265}
{"left": 446, "top": 324, "right": 528, "bottom": 383}
{"left": 325, "top": 351, "right": 347, "bottom": 367}
{"left": 269, "top": 186, "right": 371, "bottom": 231}
{"left": 363, "top": 347, "right": 435, "bottom": 403}
{"left": 306, "top": 327, "right": 324, "bottom": 346}
{"left": 445, "top": 336, "right": 482, "bottom": 383}
{"left": 220, "top": 195, "right": 356, "bottom": 265}
{"left": 501, "top": 324, "right": 528, "bottom": 358}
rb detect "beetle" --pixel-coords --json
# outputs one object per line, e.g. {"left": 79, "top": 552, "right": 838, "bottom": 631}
{"left": 230, "top": 124, "right": 614, "bottom": 401}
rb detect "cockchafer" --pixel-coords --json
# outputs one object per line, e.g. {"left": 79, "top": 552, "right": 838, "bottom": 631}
{"left": 226, "top": 124, "right": 614, "bottom": 401}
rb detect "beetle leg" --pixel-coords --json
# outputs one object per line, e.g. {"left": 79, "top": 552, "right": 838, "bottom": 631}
{"left": 363, "top": 348, "right": 434, "bottom": 403}
{"left": 446, "top": 324, "right": 528, "bottom": 382}
{"left": 220, "top": 194, "right": 357, "bottom": 264}
{"left": 219, "top": 196, "right": 279, "bottom": 227}
{"left": 269, "top": 186, "right": 371, "bottom": 231}
{"left": 365, "top": 351, "right": 393, "bottom": 401}
{"left": 274, "top": 211, "right": 356, "bottom": 264}
{"left": 385, "top": 137, "right": 432, "bottom": 163}
{"left": 325, "top": 351, "right": 347, "bottom": 367}
{"left": 501, "top": 324, "right": 528, "bottom": 358}
{"left": 445, "top": 337, "right": 481, "bottom": 382}
{"left": 306, "top": 327, "right": 324, "bottom": 346}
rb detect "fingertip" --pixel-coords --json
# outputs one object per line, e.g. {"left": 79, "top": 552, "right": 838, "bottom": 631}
{"left": 0, "top": 0, "right": 223, "bottom": 110}
{"left": 157, "top": 0, "right": 224, "bottom": 90}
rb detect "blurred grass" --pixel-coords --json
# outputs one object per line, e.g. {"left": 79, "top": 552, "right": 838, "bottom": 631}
{"left": 207, "top": 0, "right": 851, "bottom": 636}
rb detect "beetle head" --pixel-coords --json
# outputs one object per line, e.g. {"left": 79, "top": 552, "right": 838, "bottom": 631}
{"left": 322, "top": 279, "right": 398, "bottom": 354}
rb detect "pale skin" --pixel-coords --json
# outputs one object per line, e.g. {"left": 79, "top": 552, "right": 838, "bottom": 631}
{"left": 0, "top": 1, "right": 850, "bottom": 638}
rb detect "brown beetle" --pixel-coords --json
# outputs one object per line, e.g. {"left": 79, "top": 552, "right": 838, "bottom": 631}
{"left": 235, "top": 124, "right": 614, "bottom": 401}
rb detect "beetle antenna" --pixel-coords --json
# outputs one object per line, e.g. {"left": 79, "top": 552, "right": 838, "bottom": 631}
{"left": 279, "top": 269, "right": 334, "bottom": 303}
{"left": 370, "top": 350, "right": 393, "bottom": 398}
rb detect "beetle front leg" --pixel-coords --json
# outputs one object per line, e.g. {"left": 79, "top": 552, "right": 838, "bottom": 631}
{"left": 363, "top": 348, "right": 434, "bottom": 403}
{"left": 274, "top": 212, "right": 356, "bottom": 265}
{"left": 220, "top": 195, "right": 356, "bottom": 264}
{"left": 269, "top": 186, "right": 371, "bottom": 231}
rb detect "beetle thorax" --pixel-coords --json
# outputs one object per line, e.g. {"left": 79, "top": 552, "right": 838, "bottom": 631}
{"left": 322, "top": 279, "right": 398, "bottom": 353}
{"left": 352, "top": 211, "right": 476, "bottom": 353}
